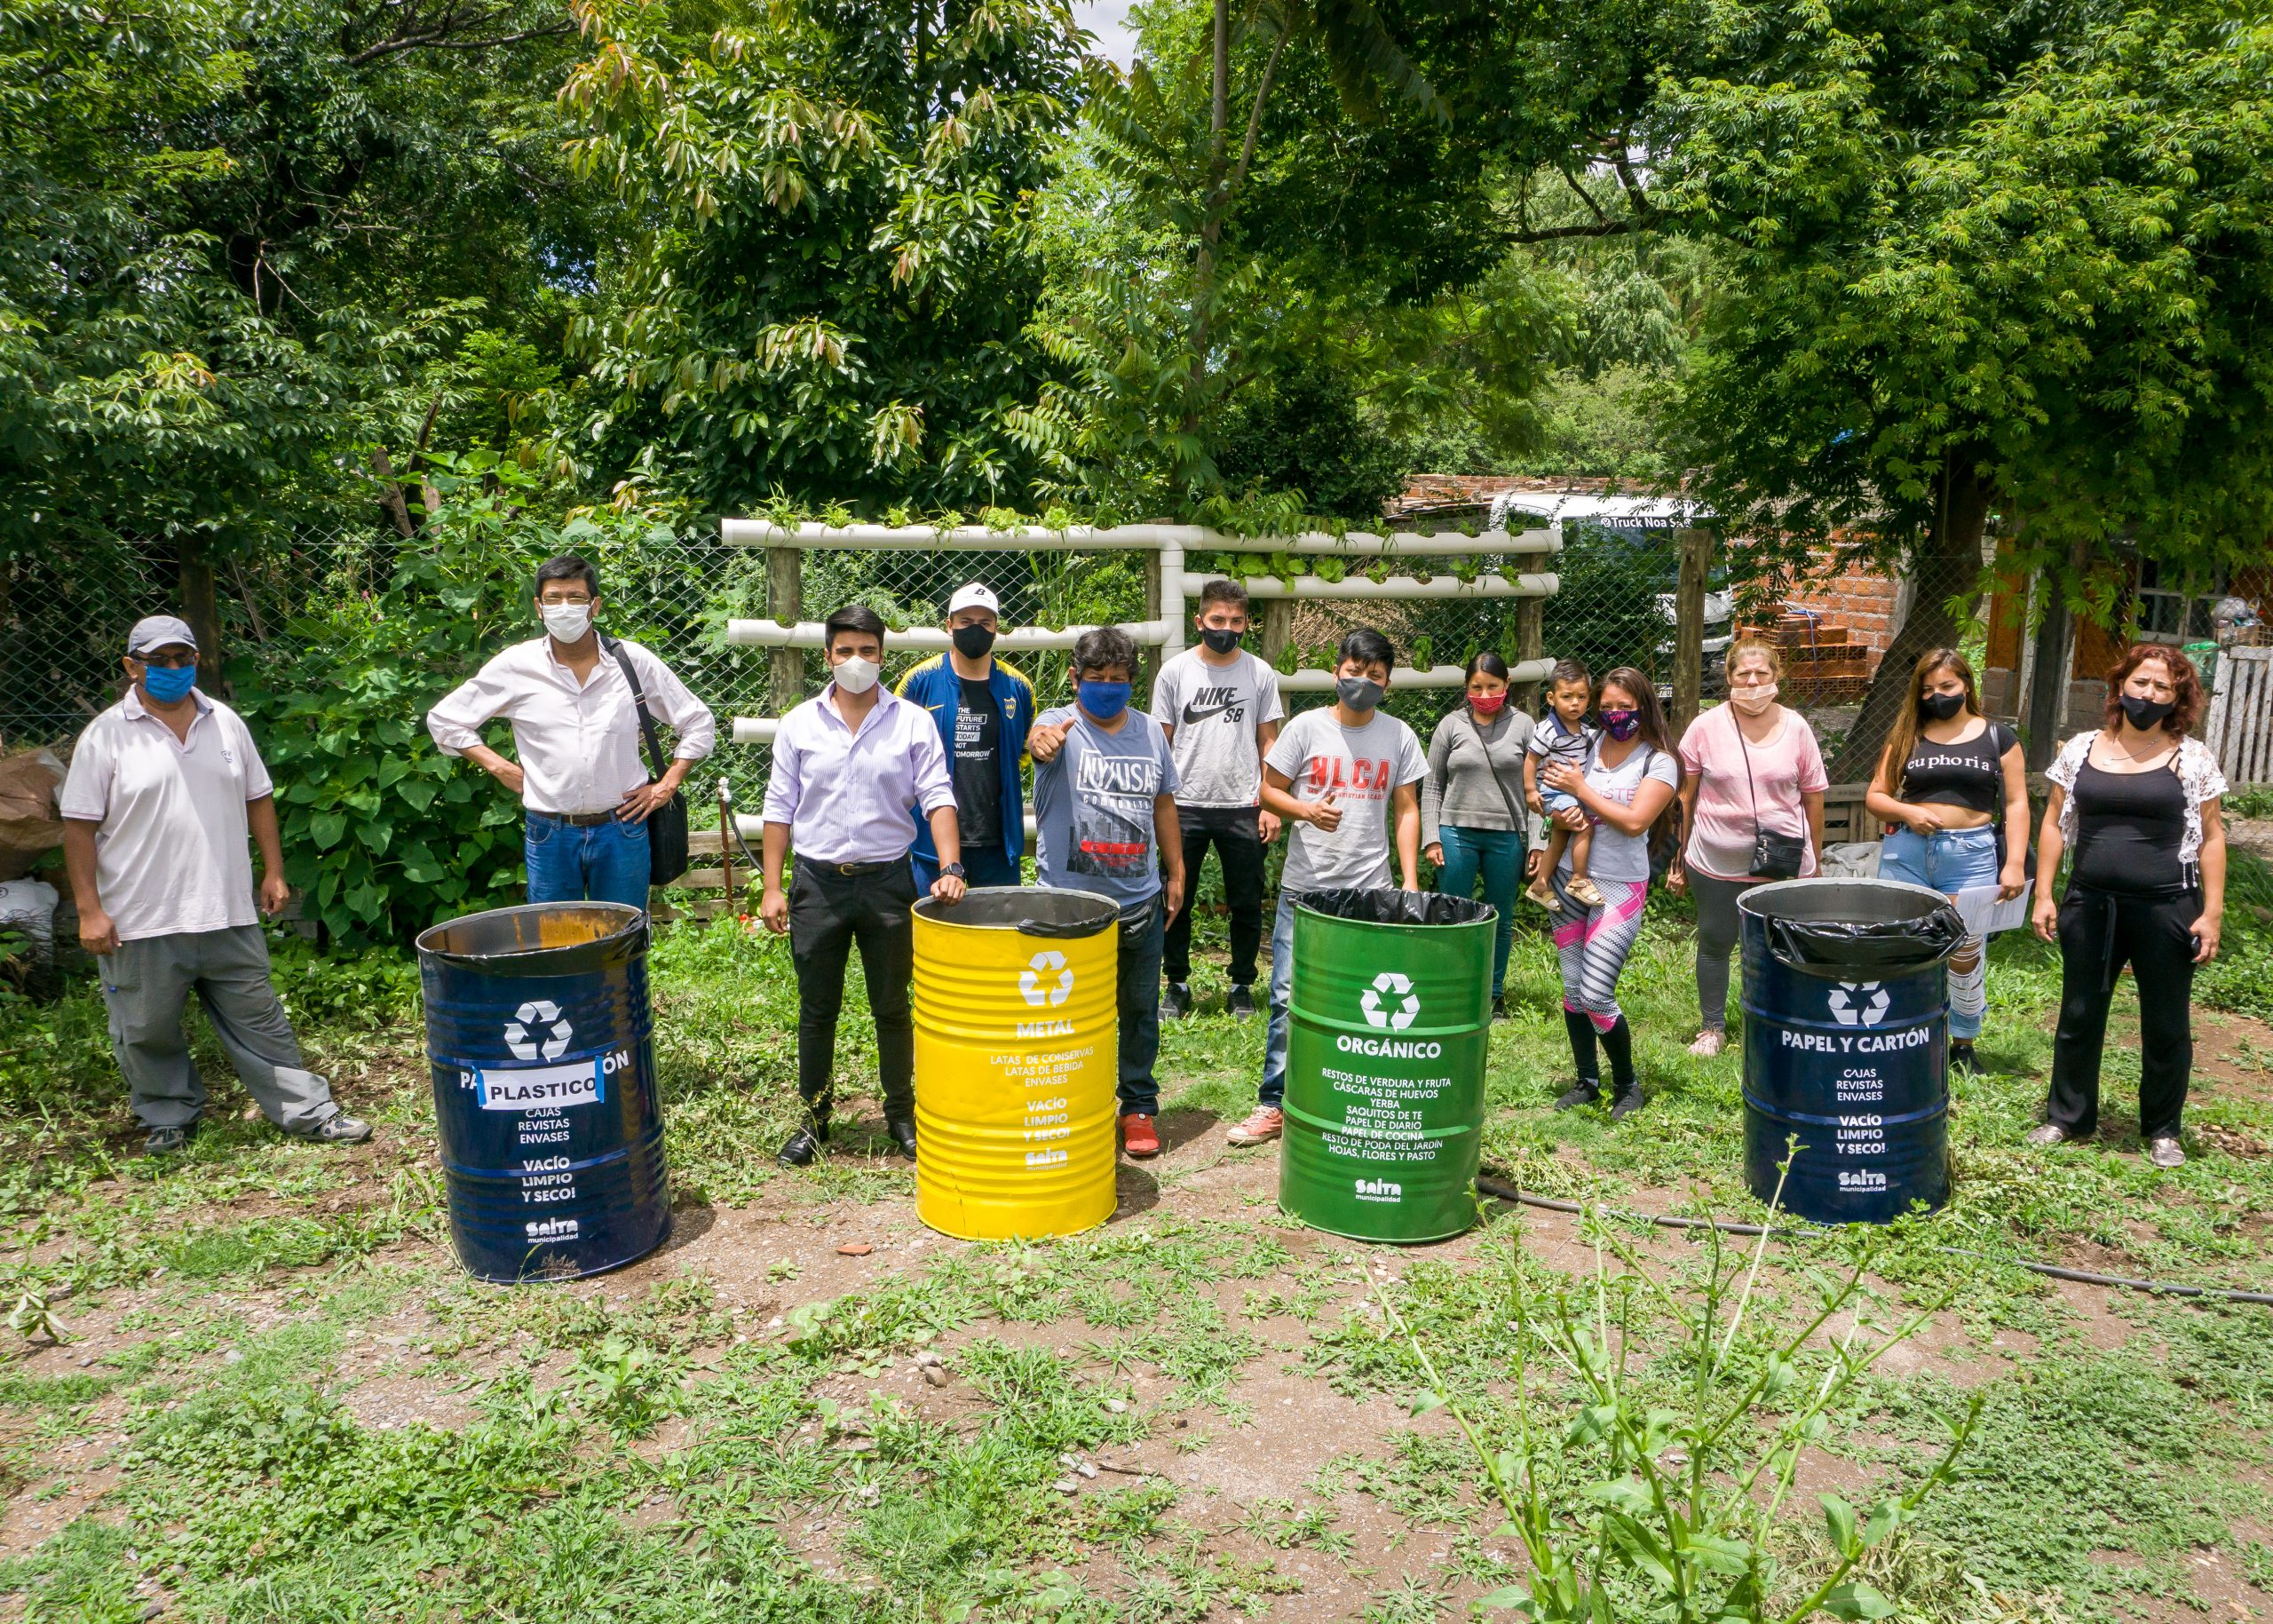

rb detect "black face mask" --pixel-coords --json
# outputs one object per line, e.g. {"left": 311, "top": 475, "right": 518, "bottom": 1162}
{"left": 1921, "top": 692, "right": 1967, "bottom": 722}
{"left": 952, "top": 624, "right": 996, "bottom": 660}
{"left": 1200, "top": 627, "right": 1242, "bottom": 655}
{"left": 2119, "top": 693, "right": 2174, "bottom": 731}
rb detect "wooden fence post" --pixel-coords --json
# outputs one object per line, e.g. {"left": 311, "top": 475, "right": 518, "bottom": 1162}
{"left": 1258, "top": 599, "right": 1294, "bottom": 670}
{"left": 1511, "top": 596, "right": 1545, "bottom": 716}
{"left": 767, "top": 546, "right": 803, "bottom": 717}
{"left": 1671, "top": 526, "right": 1712, "bottom": 738}
{"left": 1139, "top": 549, "right": 1165, "bottom": 700}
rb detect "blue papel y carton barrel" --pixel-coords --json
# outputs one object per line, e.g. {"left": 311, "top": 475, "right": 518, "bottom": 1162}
{"left": 1738, "top": 879, "right": 1966, "bottom": 1224}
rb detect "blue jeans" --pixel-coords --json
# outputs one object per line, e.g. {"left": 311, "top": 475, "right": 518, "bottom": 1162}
{"left": 912, "top": 842, "right": 1021, "bottom": 894}
{"left": 526, "top": 813, "right": 651, "bottom": 910}
{"left": 1116, "top": 895, "right": 1165, "bottom": 1116}
{"left": 1261, "top": 894, "right": 1298, "bottom": 1108}
{"left": 1436, "top": 826, "right": 1525, "bottom": 997}
{"left": 1878, "top": 823, "right": 2000, "bottom": 896}
{"left": 1879, "top": 824, "right": 2000, "bottom": 1041}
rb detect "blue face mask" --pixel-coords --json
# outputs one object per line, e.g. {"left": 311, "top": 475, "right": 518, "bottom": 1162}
{"left": 1077, "top": 680, "right": 1131, "bottom": 721}
{"left": 141, "top": 662, "right": 197, "bottom": 703}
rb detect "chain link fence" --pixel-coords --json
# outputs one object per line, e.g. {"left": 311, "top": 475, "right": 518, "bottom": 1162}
{"left": 9, "top": 520, "right": 2263, "bottom": 914}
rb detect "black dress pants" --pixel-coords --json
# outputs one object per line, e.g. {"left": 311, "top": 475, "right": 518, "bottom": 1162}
{"left": 789, "top": 857, "right": 917, "bottom": 1121}
{"left": 1162, "top": 804, "right": 1266, "bottom": 986}
{"left": 2047, "top": 884, "right": 2198, "bottom": 1140}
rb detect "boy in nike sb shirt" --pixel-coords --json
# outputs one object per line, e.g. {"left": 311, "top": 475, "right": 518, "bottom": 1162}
{"left": 1151, "top": 579, "right": 1285, "bottom": 1021}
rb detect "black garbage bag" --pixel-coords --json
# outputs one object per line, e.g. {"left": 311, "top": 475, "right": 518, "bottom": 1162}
{"left": 1746, "top": 879, "right": 1967, "bottom": 978}
{"left": 1294, "top": 889, "right": 1497, "bottom": 927}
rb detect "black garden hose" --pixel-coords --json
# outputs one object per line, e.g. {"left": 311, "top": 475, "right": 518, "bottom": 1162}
{"left": 1476, "top": 1176, "right": 2273, "bottom": 1308}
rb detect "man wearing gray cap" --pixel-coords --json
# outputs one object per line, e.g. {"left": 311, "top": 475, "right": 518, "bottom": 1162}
{"left": 59, "top": 615, "right": 371, "bottom": 1154}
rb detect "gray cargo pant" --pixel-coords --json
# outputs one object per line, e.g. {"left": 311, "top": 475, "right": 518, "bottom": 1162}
{"left": 97, "top": 925, "right": 341, "bottom": 1133}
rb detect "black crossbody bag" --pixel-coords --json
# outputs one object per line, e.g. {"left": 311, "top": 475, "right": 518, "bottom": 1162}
{"left": 1735, "top": 709, "right": 1808, "bottom": 879}
{"left": 603, "top": 634, "right": 692, "bottom": 886}
{"left": 1463, "top": 711, "right": 1528, "bottom": 828}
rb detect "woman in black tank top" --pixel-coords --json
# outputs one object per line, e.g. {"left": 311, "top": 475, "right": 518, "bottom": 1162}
{"left": 2030, "top": 645, "right": 2229, "bottom": 1169}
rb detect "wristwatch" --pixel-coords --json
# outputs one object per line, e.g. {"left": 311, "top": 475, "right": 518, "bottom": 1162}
{"left": 941, "top": 863, "right": 968, "bottom": 880}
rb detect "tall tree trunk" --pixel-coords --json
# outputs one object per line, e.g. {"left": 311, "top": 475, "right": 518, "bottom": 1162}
{"left": 178, "top": 538, "right": 227, "bottom": 696}
{"left": 1183, "top": 0, "right": 1233, "bottom": 423}
{"left": 2022, "top": 536, "right": 2092, "bottom": 771}
{"left": 1829, "top": 459, "right": 1994, "bottom": 780}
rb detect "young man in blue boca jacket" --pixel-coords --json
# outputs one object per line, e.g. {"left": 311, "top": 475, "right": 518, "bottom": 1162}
{"left": 895, "top": 582, "right": 1034, "bottom": 891}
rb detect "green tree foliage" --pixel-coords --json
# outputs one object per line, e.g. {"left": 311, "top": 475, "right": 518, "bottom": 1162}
{"left": 1213, "top": 367, "right": 1409, "bottom": 520}
{"left": 1017, "top": 0, "right": 1572, "bottom": 519}
{"left": 556, "top": 0, "right": 1091, "bottom": 516}
{"left": 0, "top": 0, "right": 595, "bottom": 555}
{"left": 1658, "top": 0, "right": 2273, "bottom": 768}
{"left": 227, "top": 457, "right": 697, "bottom": 944}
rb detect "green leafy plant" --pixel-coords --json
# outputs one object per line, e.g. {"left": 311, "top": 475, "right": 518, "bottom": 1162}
{"left": 566, "top": 1337, "right": 669, "bottom": 1438}
{"left": 7, "top": 1286, "right": 69, "bottom": 1344}
{"left": 227, "top": 456, "right": 695, "bottom": 942}
{"left": 1386, "top": 1168, "right": 1981, "bottom": 1623}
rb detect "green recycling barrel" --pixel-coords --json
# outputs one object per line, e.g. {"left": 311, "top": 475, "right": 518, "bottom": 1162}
{"left": 1279, "top": 890, "right": 1496, "bottom": 1242}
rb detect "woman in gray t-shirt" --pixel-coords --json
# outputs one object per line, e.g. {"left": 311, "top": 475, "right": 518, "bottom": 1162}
{"left": 1536, "top": 668, "right": 1681, "bottom": 1121}
{"left": 1422, "top": 653, "right": 1532, "bottom": 1015}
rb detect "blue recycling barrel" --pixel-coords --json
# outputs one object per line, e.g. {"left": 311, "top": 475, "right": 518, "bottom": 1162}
{"left": 1738, "top": 879, "right": 1965, "bottom": 1224}
{"left": 416, "top": 903, "right": 670, "bottom": 1281}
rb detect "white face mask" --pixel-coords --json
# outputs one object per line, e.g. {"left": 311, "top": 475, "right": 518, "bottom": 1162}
{"left": 833, "top": 655, "right": 881, "bottom": 694}
{"left": 542, "top": 602, "right": 593, "bottom": 643}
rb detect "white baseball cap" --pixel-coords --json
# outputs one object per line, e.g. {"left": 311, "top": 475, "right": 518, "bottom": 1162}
{"left": 946, "top": 582, "right": 1000, "bottom": 617}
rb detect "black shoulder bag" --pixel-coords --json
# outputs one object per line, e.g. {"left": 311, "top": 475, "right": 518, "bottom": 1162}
{"left": 604, "top": 635, "right": 692, "bottom": 886}
{"left": 1735, "top": 709, "right": 1807, "bottom": 879}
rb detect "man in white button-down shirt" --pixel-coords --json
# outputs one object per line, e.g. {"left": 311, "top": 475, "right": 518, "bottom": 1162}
{"left": 425, "top": 556, "right": 716, "bottom": 909}
{"left": 761, "top": 604, "right": 967, "bottom": 1168}
{"left": 61, "top": 615, "right": 371, "bottom": 1155}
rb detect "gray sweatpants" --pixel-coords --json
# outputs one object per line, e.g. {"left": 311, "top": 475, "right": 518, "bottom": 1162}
{"left": 97, "top": 925, "right": 340, "bottom": 1132}
{"left": 1689, "top": 869, "right": 1757, "bottom": 1031}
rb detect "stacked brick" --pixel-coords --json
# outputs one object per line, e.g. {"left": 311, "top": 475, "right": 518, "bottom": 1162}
{"left": 1730, "top": 610, "right": 1877, "bottom": 703}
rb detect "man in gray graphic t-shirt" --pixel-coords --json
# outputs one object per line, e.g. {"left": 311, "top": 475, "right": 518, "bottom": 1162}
{"left": 1150, "top": 579, "right": 1284, "bottom": 1021}
{"left": 1030, "top": 628, "right": 1185, "bottom": 1162}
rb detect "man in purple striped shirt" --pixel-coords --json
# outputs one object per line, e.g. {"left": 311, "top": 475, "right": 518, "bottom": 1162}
{"left": 760, "top": 604, "right": 968, "bottom": 1168}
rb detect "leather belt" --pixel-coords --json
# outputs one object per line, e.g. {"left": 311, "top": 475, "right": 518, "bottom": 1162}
{"left": 534, "top": 809, "right": 616, "bottom": 828}
{"left": 800, "top": 856, "right": 899, "bottom": 877}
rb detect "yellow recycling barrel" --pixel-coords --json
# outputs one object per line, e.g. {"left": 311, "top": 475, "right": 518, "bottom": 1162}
{"left": 912, "top": 886, "right": 1121, "bottom": 1240}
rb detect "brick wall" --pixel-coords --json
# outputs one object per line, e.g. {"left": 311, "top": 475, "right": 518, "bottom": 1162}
{"left": 1780, "top": 560, "right": 1905, "bottom": 658}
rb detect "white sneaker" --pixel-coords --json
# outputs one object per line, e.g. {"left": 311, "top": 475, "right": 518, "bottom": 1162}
{"left": 1687, "top": 1028, "right": 1727, "bottom": 1058}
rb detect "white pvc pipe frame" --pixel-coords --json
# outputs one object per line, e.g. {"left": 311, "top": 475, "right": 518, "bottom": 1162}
{"left": 720, "top": 519, "right": 1562, "bottom": 729}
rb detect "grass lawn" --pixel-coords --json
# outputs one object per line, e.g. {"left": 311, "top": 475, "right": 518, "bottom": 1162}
{"left": 2, "top": 892, "right": 2269, "bottom": 1623}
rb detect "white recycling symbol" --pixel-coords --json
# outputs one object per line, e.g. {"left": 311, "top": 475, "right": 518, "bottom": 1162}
{"left": 1018, "top": 950, "right": 1074, "bottom": 1009}
{"left": 1827, "top": 981, "right": 1890, "bottom": 1028}
{"left": 1359, "top": 971, "right": 1421, "bottom": 1031}
{"left": 503, "top": 999, "right": 574, "bottom": 1061}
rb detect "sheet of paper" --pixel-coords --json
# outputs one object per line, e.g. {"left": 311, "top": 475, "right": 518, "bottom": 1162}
{"left": 1952, "top": 883, "right": 2029, "bottom": 937}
